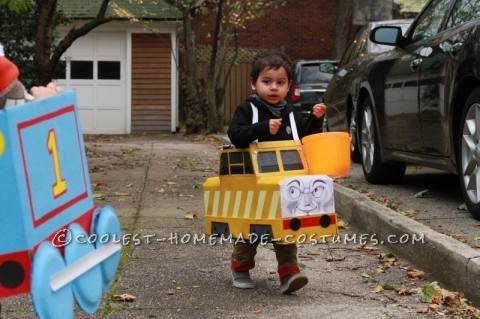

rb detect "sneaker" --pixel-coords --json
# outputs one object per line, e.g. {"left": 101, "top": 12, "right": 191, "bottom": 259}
{"left": 231, "top": 269, "right": 255, "bottom": 289}
{"left": 279, "top": 273, "right": 308, "bottom": 294}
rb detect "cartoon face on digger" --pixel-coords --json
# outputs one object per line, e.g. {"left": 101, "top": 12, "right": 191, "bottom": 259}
{"left": 281, "top": 176, "right": 334, "bottom": 217}
{"left": 203, "top": 133, "right": 350, "bottom": 244}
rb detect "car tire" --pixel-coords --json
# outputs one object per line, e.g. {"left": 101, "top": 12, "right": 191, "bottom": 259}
{"left": 458, "top": 88, "right": 480, "bottom": 220}
{"left": 349, "top": 111, "right": 361, "bottom": 163}
{"left": 359, "top": 96, "right": 405, "bottom": 184}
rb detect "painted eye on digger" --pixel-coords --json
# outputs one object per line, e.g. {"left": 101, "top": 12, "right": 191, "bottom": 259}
{"left": 311, "top": 180, "right": 326, "bottom": 198}
{"left": 288, "top": 186, "right": 302, "bottom": 200}
{"left": 312, "top": 186, "right": 324, "bottom": 198}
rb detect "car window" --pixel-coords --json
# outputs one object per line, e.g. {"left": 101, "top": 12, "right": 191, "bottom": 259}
{"left": 446, "top": 0, "right": 480, "bottom": 28}
{"left": 411, "top": 0, "right": 454, "bottom": 42}
{"left": 300, "top": 64, "right": 333, "bottom": 83}
{"left": 319, "top": 63, "right": 336, "bottom": 74}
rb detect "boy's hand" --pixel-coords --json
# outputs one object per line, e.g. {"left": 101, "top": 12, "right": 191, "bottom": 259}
{"left": 269, "top": 118, "right": 282, "bottom": 135}
{"left": 312, "top": 103, "right": 326, "bottom": 118}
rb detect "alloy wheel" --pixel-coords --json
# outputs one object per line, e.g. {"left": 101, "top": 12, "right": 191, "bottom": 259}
{"left": 349, "top": 114, "right": 357, "bottom": 154}
{"left": 461, "top": 102, "right": 480, "bottom": 205}
{"left": 361, "top": 106, "right": 375, "bottom": 173}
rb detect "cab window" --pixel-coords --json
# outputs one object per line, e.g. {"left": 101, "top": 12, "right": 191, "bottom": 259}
{"left": 219, "top": 151, "right": 253, "bottom": 175}
{"left": 280, "top": 150, "right": 304, "bottom": 171}
{"left": 257, "top": 151, "right": 279, "bottom": 173}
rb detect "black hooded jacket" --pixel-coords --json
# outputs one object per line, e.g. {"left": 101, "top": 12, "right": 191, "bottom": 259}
{"left": 227, "top": 95, "right": 322, "bottom": 148}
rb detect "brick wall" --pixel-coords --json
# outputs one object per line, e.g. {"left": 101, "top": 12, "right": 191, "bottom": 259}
{"left": 193, "top": 0, "right": 339, "bottom": 61}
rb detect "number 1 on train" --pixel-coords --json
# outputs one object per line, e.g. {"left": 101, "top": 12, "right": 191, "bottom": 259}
{"left": 47, "top": 129, "right": 67, "bottom": 198}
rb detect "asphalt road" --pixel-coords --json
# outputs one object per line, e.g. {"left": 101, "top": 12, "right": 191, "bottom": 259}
{"left": 335, "top": 163, "right": 480, "bottom": 250}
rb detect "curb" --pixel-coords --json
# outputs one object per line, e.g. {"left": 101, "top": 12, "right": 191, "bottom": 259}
{"left": 334, "top": 183, "right": 480, "bottom": 306}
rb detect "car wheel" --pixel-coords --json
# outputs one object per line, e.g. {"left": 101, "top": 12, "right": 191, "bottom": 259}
{"left": 359, "top": 97, "right": 406, "bottom": 184}
{"left": 349, "top": 111, "right": 361, "bottom": 163}
{"left": 459, "top": 88, "right": 480, "bottom": 220}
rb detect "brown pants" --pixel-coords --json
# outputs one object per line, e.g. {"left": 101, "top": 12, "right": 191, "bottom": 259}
{"left": 231, "top": 242, "right": 300, "bottom": 281}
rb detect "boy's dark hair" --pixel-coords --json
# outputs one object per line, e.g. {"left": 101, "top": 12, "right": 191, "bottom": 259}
{"left": 250, "top": 50, "right": 293, "bottom": 83}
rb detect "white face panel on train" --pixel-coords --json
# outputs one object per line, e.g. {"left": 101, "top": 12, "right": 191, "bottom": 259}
{"left": 280, "top": 175, "right": 334, "bottom": 218}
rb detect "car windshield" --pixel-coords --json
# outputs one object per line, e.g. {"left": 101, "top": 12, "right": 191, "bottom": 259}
{"left": 300, "top": 63, "right": 336, "bottom": 83}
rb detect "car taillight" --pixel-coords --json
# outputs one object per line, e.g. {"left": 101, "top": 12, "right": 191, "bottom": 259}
{"left": 291, "top": 85, "right": 301, "bottom": 102}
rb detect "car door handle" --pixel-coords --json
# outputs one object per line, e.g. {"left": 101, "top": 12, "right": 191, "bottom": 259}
{"left": 451, "top": 42, "right": 464, "bottom": 54}
{"left": 411, "top": 58, "right": 423, "bottom": 70}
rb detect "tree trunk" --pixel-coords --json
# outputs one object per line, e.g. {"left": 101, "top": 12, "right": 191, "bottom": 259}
{"left": 332, "top": 0, "right": 354, "bottom": 60}
{"left": 180, "top": 5, "right": 206, "bottom": 133}
{"left": 205, "top": 0, "right": 225, "bottom": 133}
{"left": 34, "top": 0, "right": 112, "bottom": 85}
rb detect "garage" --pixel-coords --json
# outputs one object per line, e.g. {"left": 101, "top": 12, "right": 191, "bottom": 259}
{"left": 56, "top": 22, "right": 179, "bottom": 134}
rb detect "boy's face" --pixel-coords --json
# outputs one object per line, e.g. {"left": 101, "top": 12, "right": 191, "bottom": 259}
{"left": 251, "top": 66, "right": 290, "bottom": 105}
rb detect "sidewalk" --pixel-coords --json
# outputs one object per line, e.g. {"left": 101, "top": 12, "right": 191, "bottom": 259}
{"left": 0, "top": 133, "right": 477, "bottom": 318}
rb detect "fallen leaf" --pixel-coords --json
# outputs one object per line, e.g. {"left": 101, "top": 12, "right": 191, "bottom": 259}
{"left": 185, "top": 212, "right": 197, "bottom": 220}
{"left": 458, "top": 203, "right": 468, "bottom": 211}
{"left": 378, "top": 253, "right": 397, "bottom": 264}
{"left": 444, "top": 294, "right": 460, "bottom": 307}
{"left": 326, "top": 256, "right": 345, "bottom": 262}
{"left": 93, "top": 193, "right": 105, "bottom": 200}
{"left": 382, "top": 283, "right": 395, "bottom": 290}
{"left": 401, "top": 209, "right": 417, "bottom": 218}
{"left": 407, "top": 269, "right": 425, "bottom": 279}
{"left": 113, "top": 192, "right": 130, "bottom": 196}
{"left": 377, "top": 263, "right": 391, "bottom": 273}
{"left": 93, "top": 183, "right": 107, "bottom": 190}
{"left": 111, "top": 294, "right": 136, "bottom": 302}
{"left": 372, "top": 284, "right": 384, "bottom": 293}
{"left": 417, "top": 304, "right": 442, "bottom": 314}
{"left": 356, "top": 245, "right": 378, "bottom": 251}
{"left": 395, "top": 287, "right": 418, "bottom": 295}
{"left": 413, "top": 189, "right": 429, "bottom": 198}
{"left": 447, "top": 232, "right": 466, "bottom": 243}
{"left": 420, "top": 282, "right": 440, "bottom": 303}
{"left": 337, "top": 220, "right": 346, "bottom": 229}
{"left": 361, "top": 272, "right": 371, "bottom": 278}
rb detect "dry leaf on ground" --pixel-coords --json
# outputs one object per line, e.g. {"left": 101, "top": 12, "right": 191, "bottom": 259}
{"left": 326, "top": 256, "right": 345, "bottom": 262}
{"left": 111, "top": 294, "right": 136, "bottom": 302}
{"left": 407, "top": 269, "right": 425, "bottom": 279}
{"left": 185, "top": 212, "right": 198, "bottom": 220}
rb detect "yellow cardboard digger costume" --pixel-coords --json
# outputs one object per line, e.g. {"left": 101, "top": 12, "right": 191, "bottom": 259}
{"left": 203, "top": 50, "right": 350, "bottom": 295}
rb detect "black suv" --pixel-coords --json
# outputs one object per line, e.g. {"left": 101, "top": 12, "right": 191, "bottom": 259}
{"left": 289, "top": 60, "right": 338, "bottom": 125}
{"left": 329, "top": 0, "right": 480, "bottom": 219}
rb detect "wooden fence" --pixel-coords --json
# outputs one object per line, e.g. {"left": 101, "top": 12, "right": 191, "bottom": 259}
{"left": 195, "top": 62, "right": 252, "bottom": 125}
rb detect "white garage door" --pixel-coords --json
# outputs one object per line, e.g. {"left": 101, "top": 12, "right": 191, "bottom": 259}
{"left": 57, "top": 32, "right": 127, "bottom": 134}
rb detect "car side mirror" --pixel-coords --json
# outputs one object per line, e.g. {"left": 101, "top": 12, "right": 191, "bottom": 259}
{"left": 369, "top": 26, "right": 402, "bottom": 46}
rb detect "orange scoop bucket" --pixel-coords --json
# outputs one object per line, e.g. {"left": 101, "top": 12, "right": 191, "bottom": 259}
{"left": 301, "top": 132, "right": 351, "bottom": 178}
